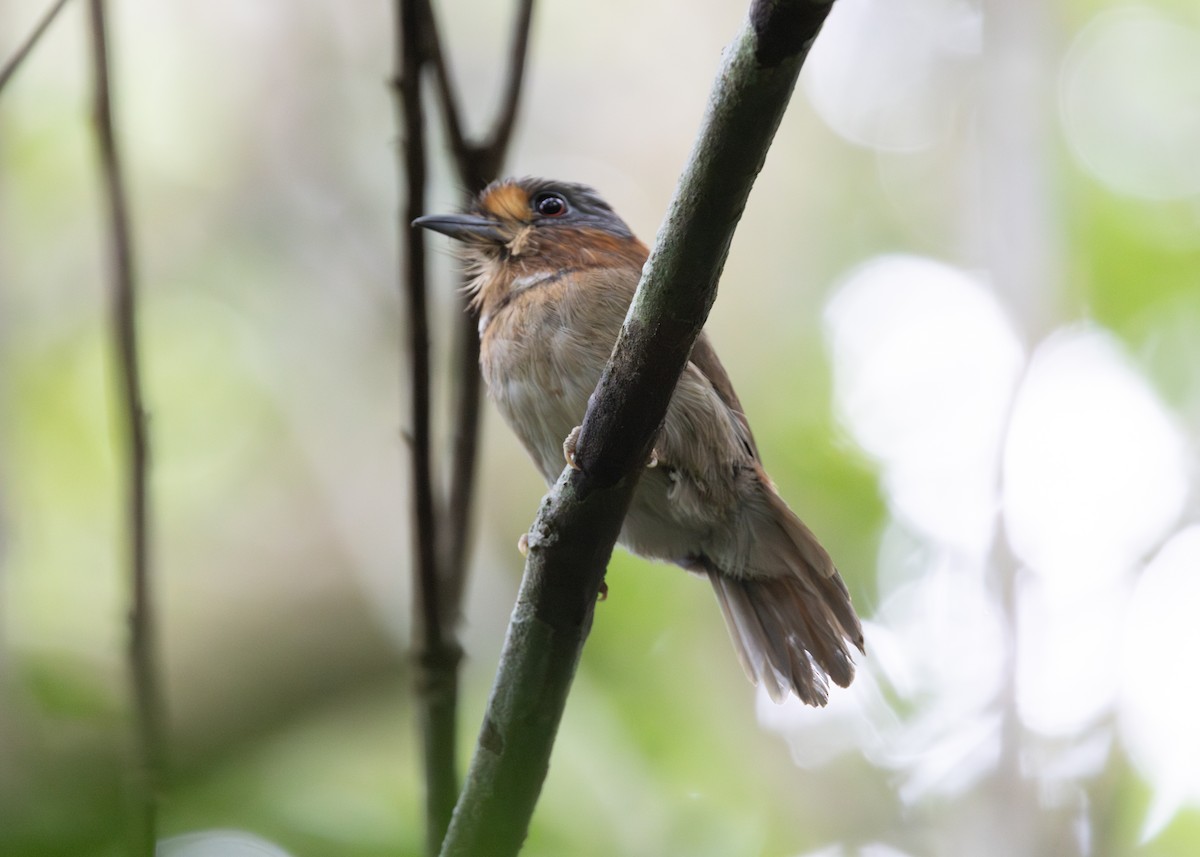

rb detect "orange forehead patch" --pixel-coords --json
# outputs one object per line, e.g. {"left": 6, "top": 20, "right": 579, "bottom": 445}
{"left": 479, "top": 183, "right": 532, "bottom": 221}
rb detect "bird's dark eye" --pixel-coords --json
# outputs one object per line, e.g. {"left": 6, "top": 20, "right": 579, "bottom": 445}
{"left": 534, "top": 193, "right": 568, "bottom": 217}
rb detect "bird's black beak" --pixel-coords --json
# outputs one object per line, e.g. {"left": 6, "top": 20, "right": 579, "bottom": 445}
{"left": 411, "top": 213, "right": 506, "bottom": 243}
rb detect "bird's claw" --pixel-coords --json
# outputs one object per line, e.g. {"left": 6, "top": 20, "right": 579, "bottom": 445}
{"left": 517, "top": 533, "right": 529, "bottom": 556}
{"left": 647, "top": 447, "right": 661, "bottom": 469}
{"left": 563, "top": 425, "right": 583, "bottom": 470}
{"left": 598, "top": 579, "right": 608, "bottom": 601}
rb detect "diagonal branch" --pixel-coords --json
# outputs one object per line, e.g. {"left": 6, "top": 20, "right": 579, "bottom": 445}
{"left": 0, "top": 0, "right": 73, "bottom": 94}
{"left": 438, "top": 2, "right": 836, "bottom": 855}
{"left": 85, "top": 1, "right": 164, "bottom": 853}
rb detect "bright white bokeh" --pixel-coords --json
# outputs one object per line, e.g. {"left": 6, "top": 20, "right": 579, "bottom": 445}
{"left": 804, "top": 0, "right": 980, "bottom": 151}
{"left": 1119, "top": 526, "right": 1200, "bottom": 840}
{"left": 824, "top": 254, "right": 1025, "bottom": 554}
{"left": 796, "top": 844, "right": 916, "bottom": 857}
{"left": 796, "top": 253, "right": 1024, "bottom": 800}
{"left": 1060, "top": 7, "right": 1200, "bottom": 200}
{"left": 158, "top": 830, "right": 296, "bottom": 857}
{"left": 784, "top": 251, "right": 1199, "bottom": 838}
{"left": 869, "top": 548, "right": 1006, "bottom": 804}
{"left": 762, "top": 526, "right": 1006, "bottom": 803}
{"left": 1002, "top": 325, "right": 1189, "bottom": 588}
{"left": 756, "top": 621, "right": 900, "bottom": 769}
{"left": 1015, "top": 574, "right": 1129, "bottom": 738}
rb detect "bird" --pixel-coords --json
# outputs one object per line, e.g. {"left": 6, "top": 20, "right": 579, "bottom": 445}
{"left": 413, "top": 177, "right": 863, "bottom": 706}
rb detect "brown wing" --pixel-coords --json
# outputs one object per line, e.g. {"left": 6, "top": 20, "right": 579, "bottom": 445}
{"left": 689, "top": 332, "right": 760, "bottom": 461}
{"left": 604, "top": 235, "right": 756, "bottom": 461}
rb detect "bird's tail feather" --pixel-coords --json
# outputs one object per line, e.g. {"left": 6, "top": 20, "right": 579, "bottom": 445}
{"left": 707, "top": 487, "right": 864, "bottom": 706}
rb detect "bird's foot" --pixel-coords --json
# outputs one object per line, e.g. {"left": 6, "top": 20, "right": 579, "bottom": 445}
{"left": 563, "top": 425, "right": 582, "bottom": 470}
{"left": 517, "top": 533, "right": 529, "bottom": 556}
{"left": 598, "top": 579, "right": 608, "bottom": 601}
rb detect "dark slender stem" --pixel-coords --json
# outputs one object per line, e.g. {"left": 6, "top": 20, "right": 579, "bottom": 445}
{"left": 392, "top": 2, "right": 460, "bottom": 852}
{"left": 0, "top": 0, "right": 73, "bottom": 94}
{"left": 440, "top": 322, "right": 481, "bottom": 611}
{"left": 439, "top": 3, "right": 834, "bottom": 855}
{"left": 420, "top": 0, "right": 470, "bottom": 170}
{"left": 437, "top": 0, "right": 537, "bottom": 617}
{"left": 85, "top": 1, "right": 163, "bottom": 853}
{"left": 395, "top": 2, "right": 537, "bottom": 852}
{"left": 394, "top": 0, "right": 441, "bottom": 670}
{"left": 480, "top": 0, "right": 532, "bottom": 157}
{"left": 422, "top": 0, "right": 535, "bottom": 188}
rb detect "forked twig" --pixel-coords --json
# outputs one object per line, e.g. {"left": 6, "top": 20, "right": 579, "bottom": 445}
{"left": 392, "top": 3, "right": 537, "bottom": 853}
{"left": 0, "top": 0, "right": 73, "bottom": 94}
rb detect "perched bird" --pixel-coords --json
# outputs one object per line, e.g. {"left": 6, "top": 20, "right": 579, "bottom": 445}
{"left": 414, "top": 177, "right": 863, "bottom": 705}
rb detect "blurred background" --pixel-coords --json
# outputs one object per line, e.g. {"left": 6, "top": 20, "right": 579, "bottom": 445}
{"left": 2, "top": 0, "right": 1199, "bottom": 854}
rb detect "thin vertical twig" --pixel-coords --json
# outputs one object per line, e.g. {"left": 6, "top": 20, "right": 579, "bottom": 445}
{"left": 0, "top": 0, "right": 73, "bottom": 94}
{"left": 428, "top": 0, "right": 537, "bottom": 612}
{"left": 393, "top": 0, "right": 442, "bottom": 680}
{"left": 440, "top": 319, "right": 482, "bottom": 612}
{"left": 393, "top": 2, "right": 537, "bottom": 853}
{"left": 85, "top": 1, "right": 163, "bottom": 853}
{"left": 392, "top": 1, "right": 461, "bottom": 852}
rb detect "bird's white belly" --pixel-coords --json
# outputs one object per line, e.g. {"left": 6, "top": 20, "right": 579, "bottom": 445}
{"left": 483, "top": 304, "right": 722, "bottom": 567}
{"left": 492, "top": 367, "right": 595, "bottom": 484}
{"left": 491, "top": 366, "right": 718, "bottom": 567}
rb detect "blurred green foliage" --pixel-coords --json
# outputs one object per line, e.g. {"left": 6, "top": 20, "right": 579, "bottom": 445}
{"left": 2, "top": 1, "right": 1199, "bottom": 856}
